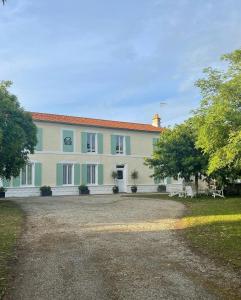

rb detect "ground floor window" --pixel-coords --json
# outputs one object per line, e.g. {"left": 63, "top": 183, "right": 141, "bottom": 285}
{"left": 63, "top": 164, "right": 73, "bottom": 185}
{"left": 87, "top": 164, "right": 96, "bottom": 185}
{"left": 21, "top": 163, "right": 33, "bottom": 186}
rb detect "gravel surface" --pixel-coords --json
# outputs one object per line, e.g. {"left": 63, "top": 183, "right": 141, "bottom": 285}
{"left": 4, "top": 195, "right": 241, "bottom": 300}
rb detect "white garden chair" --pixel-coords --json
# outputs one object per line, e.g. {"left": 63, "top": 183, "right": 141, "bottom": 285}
{"left": 212, "top": 187, "right": 224, "bottom": 198}
{"left": 185, "top": 186, "right": 195, "bottom": 198}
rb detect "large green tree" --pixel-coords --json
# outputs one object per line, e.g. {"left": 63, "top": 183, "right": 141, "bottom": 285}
{"left": 194, "top": 49, "right": 241, "bottom": 176}
{"left": 0, "top": 81, "right": 37, "bottom": 180}
{"left": 145, "top": 121, "right": 208, "bottom": 192}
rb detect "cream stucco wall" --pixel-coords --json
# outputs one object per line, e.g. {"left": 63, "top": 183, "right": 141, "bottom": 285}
{"left": 29, "top": 121, "right": 160, "bottom": 187}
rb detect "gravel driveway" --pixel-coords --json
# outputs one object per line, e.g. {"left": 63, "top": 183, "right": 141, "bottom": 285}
{"left": 4, "top": 195, "right": 241, "bottom": 300}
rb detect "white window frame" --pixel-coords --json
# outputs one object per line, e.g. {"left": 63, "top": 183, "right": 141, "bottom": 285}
{"left": 116, "top": 135, "right": 125, "bottom": 155}
{"left": 20, "top": 163, "right": 34, "bottom": 187}
{"left": 87, "top": 164, "right": 98, "bottom": 185}
{"left": 62, "top": 163, "right": 74, "bottom": 186}
{"left": 87, "top": 133, "right": 97, "bottom": 153}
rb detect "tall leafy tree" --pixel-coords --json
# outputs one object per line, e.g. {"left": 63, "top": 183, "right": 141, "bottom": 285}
{"left": 0, "top": 81, "right": 37, "bottom": 180}
{"left": 194, "top": 49, "right": 241, "bottom": 176}
{"left": 145, "top": 121, "right": 208, "bottom": 192}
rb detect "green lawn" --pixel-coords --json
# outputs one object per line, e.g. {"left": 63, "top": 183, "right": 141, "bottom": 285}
{"left": 125, "top": 193, "right": 241, "bottom": 270}
{"left": 0, "top": 200, "right": 24, "bottom": 299}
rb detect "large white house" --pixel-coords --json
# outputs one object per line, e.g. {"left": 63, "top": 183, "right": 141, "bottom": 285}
{"left": 1, "top": 112, "right": 172, "bottom": 197}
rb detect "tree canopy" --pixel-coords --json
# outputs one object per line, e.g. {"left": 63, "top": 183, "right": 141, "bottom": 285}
{"left": 194, "top": 48, "right": 241, "bottom": 176}
{"left": 145, "top": 121, "right": 208, "bottom": 191}
{"left": 0, "top": 81, "right": 37, "bottom": 180}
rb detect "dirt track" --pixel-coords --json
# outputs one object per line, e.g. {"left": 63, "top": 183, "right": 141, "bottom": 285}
{"left": 5, "top": 195, "right": 241, "bottom": 300}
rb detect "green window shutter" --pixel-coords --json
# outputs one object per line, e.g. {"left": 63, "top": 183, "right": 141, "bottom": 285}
{"left": 74, "top": 164, "right": 81, "bottom": 186}
{"left": 2, "top": 178, "right": 11, "bottom": 188}
{"left": 98, "top": 164, "right": 104, "bottom": 185}
{"left": 154, "top": 177, "right": 161, "bottom": 184}
{"left": 36, "top": 128, "right": 43, "bottom": 151}
{"left": 34, "top": 163, "right": 42, "bottom": 186}
{"left": 12, "top": 175, "right": 20, "bottom": 187}
{"left": 153, "top": 138, "right": 159, "bottom": 151}
{"left": 166, "top": 177, "right": 172, "bottom": 184}
{"left": 97, "top": 133, "right": 103, "bottom": 154}
{"left": 125, "top": 136, "right": 131, "bottom": 155}
{"left": 63, "top": 130, "right": 74, "bottom": 152}
{"left": 111, "top": 135, "right": 116, "bottom": 155}
{"left": 56, "top": 163, "right": 63, "bottom": 186}
{"left": 81, "top": 132, "right": 87, "bottom": 153}
{"left": 81, "top": 164, "right": 87, "bottom": 185}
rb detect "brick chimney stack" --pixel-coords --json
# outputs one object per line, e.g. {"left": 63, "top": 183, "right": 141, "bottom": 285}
{"left": 152, "top": 114, "right": 161, "bottom": 128}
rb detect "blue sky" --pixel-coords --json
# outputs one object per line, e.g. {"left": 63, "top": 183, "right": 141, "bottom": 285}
{"left": 0, "top": 0, "right": 241, "bottom": 126}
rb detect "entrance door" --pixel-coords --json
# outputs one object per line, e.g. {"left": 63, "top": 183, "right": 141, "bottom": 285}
{"left": 116, "top": 165, "right": 126, "bottom": 192}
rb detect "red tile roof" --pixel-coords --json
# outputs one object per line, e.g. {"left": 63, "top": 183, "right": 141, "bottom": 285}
{"left": 31, "top": 112, "right": 163, "bottom": 133}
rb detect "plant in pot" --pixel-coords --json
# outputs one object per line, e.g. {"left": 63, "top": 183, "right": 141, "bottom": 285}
{"left": 0, "top": 187, "right": 6, "bottom": 198}
{"left": 78, "top": 185, "right": 90, "bottom": 195}
{"left": 111, "top": 171, "right": 119, "bottom": 194}
{"left": 131, "top": 170, "right": 138, "bottom": 193}
{"left": 40, "top": 186, "right": 52, "bottom": 197}
{"left": 157, "top": 184, "right": 166, "bottom": 192}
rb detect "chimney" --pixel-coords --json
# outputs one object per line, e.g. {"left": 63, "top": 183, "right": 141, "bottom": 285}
{"left": 152, "top": 113, "right": 161, "bottom": 128}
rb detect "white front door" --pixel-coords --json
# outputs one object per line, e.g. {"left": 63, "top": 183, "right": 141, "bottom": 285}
{"left": 116, "top": 165, "right": 126, "bottom": 193}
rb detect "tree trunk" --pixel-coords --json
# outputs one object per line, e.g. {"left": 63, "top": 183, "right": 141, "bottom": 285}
{"left": 195, "top": 173, "right": 199, "bottom": 195}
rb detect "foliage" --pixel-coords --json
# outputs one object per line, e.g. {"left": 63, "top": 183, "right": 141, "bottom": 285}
{"left": 40, "top": 185, "right": 52, "bottom": 192}
{"left": 131, "top": 170, "right": 138, "bottom": 185}
{"left": 111, "top": 171, "right": 118, "bottom": 181}
{"left": 0, "top": 187, "right": 6, "bottom": 193}
{"left": 145, "top": 121, "right": 208, "bottom": 191}
{"left": 194, "top": 48, "right": 241, "bottom": 176}
{"left": 0, "top": 81, "right": 37, "bottom": 180}
{"left": 78, "top": 185, "right": 89, "bottom": 193}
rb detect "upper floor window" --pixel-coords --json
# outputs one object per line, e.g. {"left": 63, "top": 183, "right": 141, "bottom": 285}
{"left": 21, "top": 163, "right": 33, "bottom": 186}
{"left": 87, "top": 164, "right": 96, "bottom": 185}
{"left": 87, "top": 133, "right": 96, "bottom": 153}
{"left": 63, "top": 164, "right": 73, "bottom": 185}
{"left": 116, "top": 135, "right": 124, "bottom": 154}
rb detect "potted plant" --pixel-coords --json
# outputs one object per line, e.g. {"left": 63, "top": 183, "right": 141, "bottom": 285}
{"left": 0, "top": 187, "right": 6, "bottom": 198}
{"left": 131, "top": 170, "right": 138, "bottom": 193}
{"left": 40, "top": 186, "right": 52, "bottom": 197}
{"left": 78, "top": 185, "right": 90, "bottom": 195}
{"left": 111, "top": 171, "right": 119, "bottom": 194}
{"left": 112, "top": 185, "right": 119, "bottom": 194}
{"left": 157, "top": 184, "right": 166, "bottom": 192}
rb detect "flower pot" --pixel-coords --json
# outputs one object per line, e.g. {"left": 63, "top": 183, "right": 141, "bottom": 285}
{"left": 41, "top": 190, "right": 52, "bottom": 197}
{"left": 131, "top": 186, "right": 137, "bottom": 193}
{"left": 79, "top": 190, "right": 90, "bottom": 195}
{"left": 0, "top": 192, "right": 6, "bottom": 198}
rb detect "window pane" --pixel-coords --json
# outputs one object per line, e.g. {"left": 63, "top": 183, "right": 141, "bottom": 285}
{"left": 21, "top": 166, "right": 26, "bottom": 185}
{"left": 63, "top": 165, "right": 67, "bottom": 185}
{"left": 87, "top": 165, "right": 91, "bottom": 184}
{"left": 92, "top": 165, "right": 96, "bottom": 184}
{"left": 68, "top": 165, "right": 72, "bottom": 184}
{"left": 87, "top": 133, "right": 91, "bottom": 152}
{"left": 27, "top": 164, "right": 32, "bottom": 185}
{"left": 92, "top": 134, "right": 96, "bottom": 152}
{"left": 119, "top": 136, "right": 124, "bottom": 153}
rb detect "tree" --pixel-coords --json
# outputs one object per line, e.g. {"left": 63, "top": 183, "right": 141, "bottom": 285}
{"left": 194, "top": 48, "right": 241, "bottom": 176}
{"left": 0, "top": 81, "right": 37, "bottom": 180}
{"left": 145, "top": 121, "right": 208, "bottom": 193}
